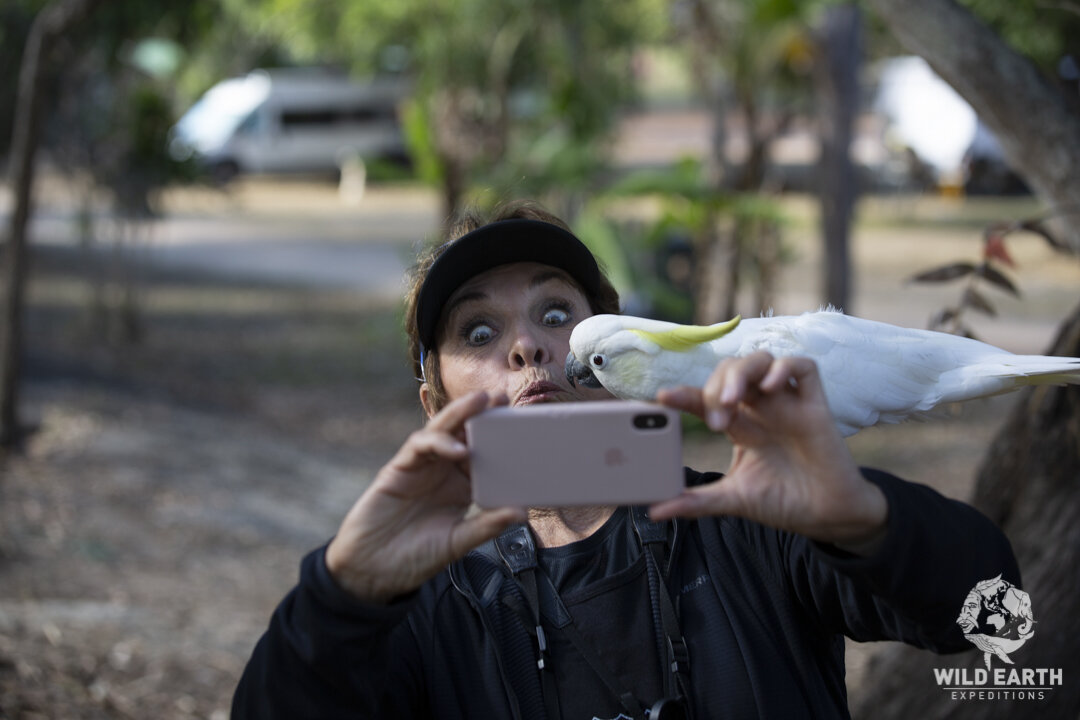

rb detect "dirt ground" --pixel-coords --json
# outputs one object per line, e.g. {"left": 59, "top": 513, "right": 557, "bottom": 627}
{"left": 1, "top": 179, "right": 1076, "bottom": 718}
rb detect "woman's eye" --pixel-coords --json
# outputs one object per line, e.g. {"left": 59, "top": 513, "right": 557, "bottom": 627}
{"left": 466, "top": 323, "right": 495, "bottom": 345}
{"left": 541, "top": 307, "right": 570, "bottom": 327}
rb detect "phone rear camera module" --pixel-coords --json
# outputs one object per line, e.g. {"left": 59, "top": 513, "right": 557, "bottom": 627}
{"left": 633, "top": 413, "right": 668, "bottom": 430}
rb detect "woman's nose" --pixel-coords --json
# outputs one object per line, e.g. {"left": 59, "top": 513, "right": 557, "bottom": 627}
{"left": 508, "top": 328, "right": 549, "bottom": 368}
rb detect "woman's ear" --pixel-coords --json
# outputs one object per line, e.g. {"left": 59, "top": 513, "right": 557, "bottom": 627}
{"left": 419, "top": 383, "right": 438, "bottom": 419}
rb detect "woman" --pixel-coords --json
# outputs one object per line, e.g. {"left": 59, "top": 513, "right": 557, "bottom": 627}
{"left": 233, "top": 201, "right": 1019, "bottom": 719}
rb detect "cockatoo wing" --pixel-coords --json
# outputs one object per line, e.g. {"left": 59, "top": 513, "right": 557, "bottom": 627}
{"left": 574, "top": 310, "right": 1080, "bottom": 437}
{"left": 730, "top": 312, "right": 942, "bottom": 435}
{"left": 727, "top": 310, "right": 1080, "bottom": 436}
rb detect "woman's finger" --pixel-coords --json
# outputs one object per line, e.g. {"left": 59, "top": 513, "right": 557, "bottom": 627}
{"left": 393, "top": 427, "right": 470, "bottom": 473}
{"left": 758, "top": 355, "right": 822, "bottom": 398}
{"left": 656, "top": 385, "right": 733, "bottom": 432}
{"left": 705, "top": 352, "right": 775, "bottom": 406}
{"left": 656, "top": 385, "right": 705, "bottom": 416}
{"left": 426, "top": 390, "right": 498, "bottom": 435}
{"left": 698, "top": 352, "right": 776, "bottom": 431}
{"left": 400, "top": 390, "right": 510, "bottom": 465}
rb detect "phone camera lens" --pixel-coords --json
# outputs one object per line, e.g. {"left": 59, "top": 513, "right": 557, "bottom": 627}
{"left": 633, "top": 414, "right": 668, "bottom": 430}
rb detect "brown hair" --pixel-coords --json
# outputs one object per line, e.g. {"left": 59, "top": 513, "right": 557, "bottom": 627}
{"left": 404, "top": 200, "right": 621, "bottom": 412}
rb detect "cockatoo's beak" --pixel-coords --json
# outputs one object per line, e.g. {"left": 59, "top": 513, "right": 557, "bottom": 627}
{"left": 565, "top": 352, "right": 602, "bottom": 388}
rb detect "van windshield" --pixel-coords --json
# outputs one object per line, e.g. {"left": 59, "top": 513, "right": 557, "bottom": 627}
{"left": 174, "top": 74, "right": 271, "bottom": 153}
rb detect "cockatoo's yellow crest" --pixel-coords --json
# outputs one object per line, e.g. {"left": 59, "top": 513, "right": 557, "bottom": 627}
{"left": 629, "top": 316, "right": 741, "bottom": 352}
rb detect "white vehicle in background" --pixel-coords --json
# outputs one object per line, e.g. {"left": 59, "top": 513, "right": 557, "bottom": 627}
{"left": 871, "top": 55, "right": 1027, "bottom": 194}
{"left": 873, "top": 56, "right": 977, "bottom": 184}
{"left": 169, "top": 68, "right": 409, "bottom": 182}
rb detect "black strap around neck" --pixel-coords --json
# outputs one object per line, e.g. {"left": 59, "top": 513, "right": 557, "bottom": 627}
{"left": 631, "top": 508, "right": 692, "bottom": 707}
{"left": 493, "top": 513, "right": 692, "bottom": 720}
{"left": 496, "top": 526, "right": 563, "bottom": 720}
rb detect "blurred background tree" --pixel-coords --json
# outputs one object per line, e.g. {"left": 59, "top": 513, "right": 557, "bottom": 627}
{"left": 883, "top": 0, "right": 1080, "bottom": 248}
{"left": 3, "top": 0, "right": 1076, "bottom": 449}
{"left": 2, "top": 0, "right": 108, "bottom": 450}
{"left": 249, "top": 0, "right": 668, "bottom": 223}
{"left": 3, "top": 0, "right": 1079, "bottom": 716}
{"left": 0, "top": 0, "right": 254, "bottom": 447}
{"left": 0, "top": 3, "right": 39, "bottom": 164}
{"left": 852, "top": 0, "right": 1080, "bottom": 717}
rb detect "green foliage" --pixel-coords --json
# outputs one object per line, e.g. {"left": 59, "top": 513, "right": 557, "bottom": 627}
{"left": 243, "top": 0, "right": 667, "bottom": 211}
{"left": 597, "top": 156, "right": 791, "bottom": 320}
{"left": 1, "top": 0, "right": 243, "bottom": 155}
{"left": 958, "top": 0, "right": 1080, "bottom": 71}
{"left": 10, "top": 1, "right": 232, "bottom": 211}
{"left": 51, "top": 62, "right": 197, "bottom": 215}
{"left": 611, "top": 159, "right": 785, "bottom": 236}
{"left": 400, "top": 98, "right": 443, "bottom": 186}
{"left": 487, "top": 128, "right": 603, "bottom": 204}
{"left": 571, "top": 199, "right": 704, "bottom": 321}
{"left": 573, "top": 209, "right": 638, "bottom": 298}
{"left": 609, "top": 157, "right": 723, "bottom": 204}
{"left": 679, "top": 0, "right": 818, "bottom": 108}
{"left": 167, "top": 3, "right": 294, "bottom": 108}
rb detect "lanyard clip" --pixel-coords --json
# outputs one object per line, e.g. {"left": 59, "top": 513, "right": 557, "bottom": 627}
{"left": 536, "top": 625, "right": 548, "bottom": 669}
{"left": 667, "top": 636, "right": 690, "bottom": 675}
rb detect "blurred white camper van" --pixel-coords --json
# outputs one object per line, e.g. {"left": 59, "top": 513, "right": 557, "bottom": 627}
{"left": 169, "top": 68, "right": 408, "bottom": 182}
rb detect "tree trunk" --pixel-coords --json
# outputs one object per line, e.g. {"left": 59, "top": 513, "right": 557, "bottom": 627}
{"left": 850, "top": 300, "right": 1080, "bottom": 718}
{"left": 814, "top": 3, "right": 860, "bottom": 313}
{"left": 865, "top": 0, "right": 1080, "bottom": 248}
{"left": 0, "top": 0, "right": 105, "bottom": 450}
{"left": 0, "top": 10, "right": 47, "bottom": 449}
{"left": 440, "top": 156, "right": 467, "bottom": 231}
{"left": 851, "top": 1, "right": 1080, "bottom": 715}
{"left": 753, "top": 218, "right": 780, "bottom": 313}
{"left": 694, "top": 220, "right": 739, "bottom": 325}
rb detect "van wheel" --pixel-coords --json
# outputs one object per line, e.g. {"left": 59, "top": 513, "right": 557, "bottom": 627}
{"left": 210, "top": 160, "right": 240, "bottom": 185}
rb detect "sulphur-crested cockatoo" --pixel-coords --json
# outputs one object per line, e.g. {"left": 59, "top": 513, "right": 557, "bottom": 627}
{"left": 565, "top": 309, "right": 1080, "bottom": 437}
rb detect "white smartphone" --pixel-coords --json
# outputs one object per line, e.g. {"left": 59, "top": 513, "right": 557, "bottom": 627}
{"left": 465, "top": 400, "right": 684, "bottom": 508}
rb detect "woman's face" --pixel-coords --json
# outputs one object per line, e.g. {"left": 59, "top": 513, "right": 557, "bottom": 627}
{"left": 421, "top": 262, "right": 613, "bottom": 415}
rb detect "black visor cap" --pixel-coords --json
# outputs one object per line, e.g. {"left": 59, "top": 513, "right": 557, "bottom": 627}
{"left": 415, "top": 218, "right": 604, "bottom": 352}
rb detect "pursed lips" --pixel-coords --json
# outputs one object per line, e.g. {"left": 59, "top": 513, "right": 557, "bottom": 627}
{"left": 515, "top": 380, "right": 565, "bottom": 405}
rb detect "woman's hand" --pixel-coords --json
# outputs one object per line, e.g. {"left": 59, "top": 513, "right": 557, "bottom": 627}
{"left": 650, "top": 351, "right": 887, "bottom": 553}
{"left": 325, "top": 391, "right": 526, "bottom": 603}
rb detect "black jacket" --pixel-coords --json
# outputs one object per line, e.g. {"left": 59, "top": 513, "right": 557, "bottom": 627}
{"left": 232, "top": 468, "right": 1020, "bottom": 719}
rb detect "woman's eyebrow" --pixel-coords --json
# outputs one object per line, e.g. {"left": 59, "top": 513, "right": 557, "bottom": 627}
{"left": 442, "top": 269, "right": 577, "bottom": 328}
{"left": 443, "top": 290, "right": 487, "bottom": 323}
{"left": 529, "top": 270, "right": 576, "bottom": 290}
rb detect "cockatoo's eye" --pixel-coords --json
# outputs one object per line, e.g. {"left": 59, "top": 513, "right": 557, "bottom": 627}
{"left": 590, "top": 354, "right": 607, "bottom": 369}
